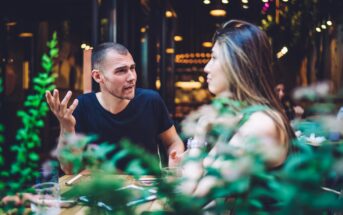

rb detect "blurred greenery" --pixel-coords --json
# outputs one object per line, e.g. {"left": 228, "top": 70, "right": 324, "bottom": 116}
{"left": 55, "top": 92, "right": 343, "bottom": 214}
{"left": 0, "top": 32, "right": 58, "bottom": 211}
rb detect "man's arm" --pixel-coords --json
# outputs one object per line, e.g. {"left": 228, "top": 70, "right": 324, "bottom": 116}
{"left": 46, "top": 89, "right": 79, "bottom": 174}
{"left": 159, "top": 125, "right": 185, "bottom": 167}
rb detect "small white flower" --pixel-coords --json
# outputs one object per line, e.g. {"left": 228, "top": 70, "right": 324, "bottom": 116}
{"left": 306, "top": 133, "right": 326, "bottom": 146}
{"left": 295, "top": 130, "right": 302, "bottom": 137}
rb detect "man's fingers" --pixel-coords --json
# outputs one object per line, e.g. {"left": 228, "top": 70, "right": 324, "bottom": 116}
{"left": 169, "top": 150, "right": 177, "bottom": 159}
{"left": 65, "top": 99, "right": 79, "bottom": 116}
{"left": 59, "top": 91, "right": 72, "bottom": 115}
{"left": 53, "top": 89, "right": 60, "bottom": 103}
{"left": 46, "top": 91, "right": 55, "bottom": 110}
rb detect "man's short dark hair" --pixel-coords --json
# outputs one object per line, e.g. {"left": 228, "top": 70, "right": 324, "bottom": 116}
{"left": 92, "top": 42, "right": 129, "bottom": 70}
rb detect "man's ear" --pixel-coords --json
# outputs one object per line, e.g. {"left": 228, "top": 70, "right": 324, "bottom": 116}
{"left": 92, "top": 70, "right": 102, "bottom": 83}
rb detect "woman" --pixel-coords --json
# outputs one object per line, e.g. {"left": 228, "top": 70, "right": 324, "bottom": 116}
{"left": 275, "top": 82, "right": 304, "bottom": 120}
{"left": 182, "top": 20, "right": 294, "bottom": 197}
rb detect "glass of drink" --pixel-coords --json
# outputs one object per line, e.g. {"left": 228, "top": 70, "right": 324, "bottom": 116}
{"left": 30, "top": 182, "right": 61, "bottom": 215}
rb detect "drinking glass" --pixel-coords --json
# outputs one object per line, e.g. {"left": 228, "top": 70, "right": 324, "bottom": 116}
{"left": 30, "top": 182, "right": 61, "bottom": 215}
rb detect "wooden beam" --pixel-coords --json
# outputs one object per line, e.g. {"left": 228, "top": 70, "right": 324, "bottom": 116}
{"left": 82, "top": 49, "right": 92, "bottom": 93}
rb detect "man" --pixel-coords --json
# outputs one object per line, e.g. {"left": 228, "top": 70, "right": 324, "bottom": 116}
{"left": 46, "top": 42, "right": 184, "bottom": 174}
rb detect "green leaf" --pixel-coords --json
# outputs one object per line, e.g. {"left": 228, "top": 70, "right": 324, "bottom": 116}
{"left": 29, "top": 153, "right": 39, "bottom": 161}
{"left": 36, "top": 120, "right": 44, "bottom": 128}
{"left": 50, "top": 48, "right": 59, "bottom": 58}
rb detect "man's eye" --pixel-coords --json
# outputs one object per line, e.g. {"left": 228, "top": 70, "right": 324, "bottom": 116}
{"left": 117, "top": 69, "right": 126, "bottom": 73}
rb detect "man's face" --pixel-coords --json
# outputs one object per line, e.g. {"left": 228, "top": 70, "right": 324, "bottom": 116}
{"left": 99, "top": 50, "right": 137, "bottom": 100}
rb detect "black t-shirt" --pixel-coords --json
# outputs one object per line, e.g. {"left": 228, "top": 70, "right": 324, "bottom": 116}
{"left": 73, "top": 88, "right": 173, "bottom": 155}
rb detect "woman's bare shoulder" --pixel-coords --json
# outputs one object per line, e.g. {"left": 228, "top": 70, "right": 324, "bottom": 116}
{"left": 238, "top": 111, "right": 279, "bottom": 139}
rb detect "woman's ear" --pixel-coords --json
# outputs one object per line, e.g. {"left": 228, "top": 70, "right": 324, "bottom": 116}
{"left": 92, "top": 70, "right": 102, "bottom": 83}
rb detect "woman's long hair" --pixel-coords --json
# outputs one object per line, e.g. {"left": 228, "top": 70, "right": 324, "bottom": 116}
{"left": 213, "top": 20, "right": 295, "bottom": 151}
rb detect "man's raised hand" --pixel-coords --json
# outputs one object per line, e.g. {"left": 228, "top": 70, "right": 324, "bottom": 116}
{"left": 46, "top": 89, "right": 78, "bottom": 133}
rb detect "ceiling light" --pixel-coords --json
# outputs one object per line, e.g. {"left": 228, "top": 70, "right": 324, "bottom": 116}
{"left": 203, "top": 0, "right": 210, "bottom": 4}
{"left": 202, "top": 42, "right": 213, "bottom": 48}
{"left": 174, "top": 35, "right": 183, "bottom": 42}
{"left": 321, "top": 24, "right": 327, "bottom": 29}
{"left": 18, "top": 32, "right": 33, "bottom": 38}
{"left": 165, "top": 11, "right": 173, "bottom": 18}
{"left": 326, "top": 20, "right": 333, "bottom": 26}
{"left": 315, "top": 27, "right": 321, "bottom": 32}
{"left": 166, "top": 48, "right": 175, "bottom": 54}
{"left": 210, "top": 9, "right": 226, "bottom": 17}
{"left": 222, "top": 0, "right": 229, "bottom": 4}
{"left": 6, "top": 21, "right": 17, "bottom": 27}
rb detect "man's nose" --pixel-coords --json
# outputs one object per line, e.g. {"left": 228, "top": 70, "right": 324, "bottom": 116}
{"left": 127, "top": 70, "right": 136, "bottom": 81}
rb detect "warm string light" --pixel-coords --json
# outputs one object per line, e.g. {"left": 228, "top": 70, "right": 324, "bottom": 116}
{"left": 315, "top": 19, "right": 333, "bottom": 33}
{"left": 175, "top": 53, "right": 211, "bottom": 65}
{"left": 81, "top": 43, "right": 92, "bottom": 50}
{"left": 276, "top": 46, "right": 288, "bottom": 59}
{"left": 241, "top": 0, "right": 249, "bottom": 9}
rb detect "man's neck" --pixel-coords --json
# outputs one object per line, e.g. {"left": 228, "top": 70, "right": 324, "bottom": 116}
{"left": 96, "top": 92, "right": 131, "bottom": 114}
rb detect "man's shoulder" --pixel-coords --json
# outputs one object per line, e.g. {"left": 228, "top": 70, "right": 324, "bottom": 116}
{"left": 75, "top": 92, "right": 97, "bottom": 109}
{"left": 77, "top": 92, "right": 96, "bottom": 101}
{"left": 136, "top": 88, "right": 160, "bottom": 100}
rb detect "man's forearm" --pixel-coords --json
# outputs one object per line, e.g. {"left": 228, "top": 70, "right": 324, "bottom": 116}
{"left": 56, "top": 126, "right": 76, "bottom": 174}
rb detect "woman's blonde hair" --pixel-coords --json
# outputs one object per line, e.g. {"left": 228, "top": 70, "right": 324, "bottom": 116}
{"left": 214, "top": 20, "right": 294, "bottom": 150}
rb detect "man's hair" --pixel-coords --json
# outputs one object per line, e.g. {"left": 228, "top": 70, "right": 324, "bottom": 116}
{"left": 91, "top": 42, "right": 129, "bottom": 70}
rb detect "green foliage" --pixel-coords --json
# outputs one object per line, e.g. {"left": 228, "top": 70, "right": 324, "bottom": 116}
{"left": 0, "top": 78, "right": 4, "bottom": 168}
{"left": 57, "top": 92, "right": 343, "bottom": 214}
{"left": 261, "top": 0, "right": 342, "bottom": 52}
{"left": 0, "top": 32, "right": 59, "bottom": 199}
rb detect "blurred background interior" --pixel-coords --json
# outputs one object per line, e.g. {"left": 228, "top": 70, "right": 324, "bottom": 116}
{"left": 1, "top": 0, "right": 343, "bottom": 160}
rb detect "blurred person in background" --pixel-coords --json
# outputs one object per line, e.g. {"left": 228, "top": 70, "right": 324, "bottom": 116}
{"left": 275, "top": 82, "right": 304, "bottom": 120}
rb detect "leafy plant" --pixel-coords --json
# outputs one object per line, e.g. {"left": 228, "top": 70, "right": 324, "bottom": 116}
{"left": 0, "top": 32, "right": 58, "bottom": 199}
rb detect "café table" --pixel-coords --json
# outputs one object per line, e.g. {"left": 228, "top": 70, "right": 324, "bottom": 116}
{"left": 59, "top": 174, "right": 164, "bottom": 215}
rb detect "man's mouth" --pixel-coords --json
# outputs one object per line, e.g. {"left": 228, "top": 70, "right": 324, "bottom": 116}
{"left": 124, "top": 85, "right": 135, "bottom": 91}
